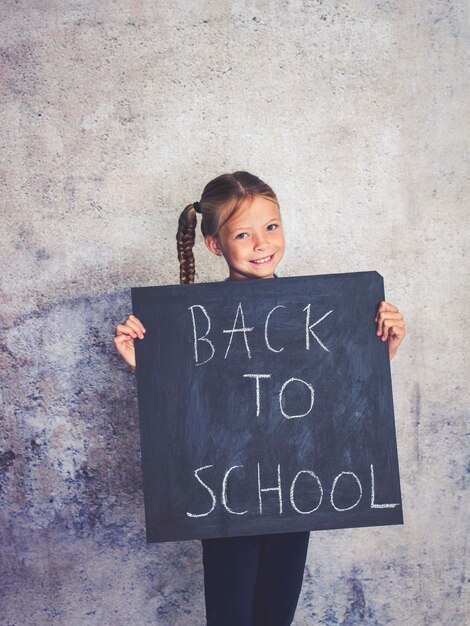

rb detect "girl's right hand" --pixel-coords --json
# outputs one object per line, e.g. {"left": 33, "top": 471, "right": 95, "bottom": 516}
{"left": 113, "top": 314, "right": 146, "bottom": 374}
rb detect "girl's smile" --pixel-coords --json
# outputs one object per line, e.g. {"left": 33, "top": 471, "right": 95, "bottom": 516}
{"left": 250, "top": 254, "right": 275, "bottom": 264}
{"left": 204, "top": 195, "right": 285, "bottom": 281}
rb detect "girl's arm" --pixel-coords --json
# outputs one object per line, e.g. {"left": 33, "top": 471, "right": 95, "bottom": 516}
{"left": 375, "top": 301, "right": 407, "bottom": 361}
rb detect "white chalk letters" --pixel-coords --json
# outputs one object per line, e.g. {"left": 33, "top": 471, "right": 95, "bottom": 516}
{"left": 188, "top": 301, "right": 330, "bottom": 419}
{"left": 185, "top": 463, "right": 399, "bottom": 518}
{"left": 184, "top": 299, "right": 400, "bottom": 522}
{"left": 188, "top": 301, "right": 332, "bottom": 364}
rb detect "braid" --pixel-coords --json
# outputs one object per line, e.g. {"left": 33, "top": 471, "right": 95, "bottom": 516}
{"left": 176, "top": 204, "right": 198, "bottom": 284}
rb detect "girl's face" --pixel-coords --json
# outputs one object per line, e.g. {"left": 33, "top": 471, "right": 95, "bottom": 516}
{"left": 204, "top": 195, "right": 285, "bottom": 281}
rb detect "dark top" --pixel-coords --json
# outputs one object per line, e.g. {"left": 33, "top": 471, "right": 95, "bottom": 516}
{"left": 225, "top": 273, "right": 279, "bottom": 281}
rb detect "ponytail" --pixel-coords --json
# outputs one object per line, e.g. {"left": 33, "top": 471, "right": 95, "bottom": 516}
{"left": 176, "top": 203, "right": 198, "bottom": 284}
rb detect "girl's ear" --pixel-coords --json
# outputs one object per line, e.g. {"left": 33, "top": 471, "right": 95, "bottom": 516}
{"left": 204, "top": 234, "right": 223, "bottom": 257}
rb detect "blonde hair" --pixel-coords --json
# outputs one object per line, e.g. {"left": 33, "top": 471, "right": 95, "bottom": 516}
{"left": 176, "top": 171, "right": 280, "bottom": 284}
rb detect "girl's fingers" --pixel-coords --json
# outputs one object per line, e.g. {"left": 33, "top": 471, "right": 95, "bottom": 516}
{"left": 113, "top": 333, "right": 134, "bottom": 358}
{"left": 128, "top": 314, "right": 146, "bottom": 334}
{"left": 374, "top": 300, "right": 398, "bottom": 323}
{"left": 115, "top": 323, "right": 138, "bottom": 339}
{"left": 388, "top": 324, "right": 406, "bottom": 339}
{"left": 376, "top": 312, "right": 403, "bottom": 337}
{"left": 124, "top": 319, "right": 143, "bottom": 339}
{"left": 379, "top": 319, "right": 406, "bottom": 342}
{"left": 114, "top": 332, "right": 132, "bottom": 345}
{"left": 115, "top": 318, "right": 146, "bottom": 340}
{"left": 380, "top": 319, "right": 394, "bottom": 341}
{"left": 375, "top": 305, "right": 404, "bottom": 337}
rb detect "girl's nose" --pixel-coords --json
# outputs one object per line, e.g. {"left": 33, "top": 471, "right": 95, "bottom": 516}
{"left": 254, "top": 233, "right": 269, "bottom": 250}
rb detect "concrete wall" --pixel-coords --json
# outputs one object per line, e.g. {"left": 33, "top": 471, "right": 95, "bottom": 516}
{"left": 1, "top": 1, "right": 468, "bottom": 624}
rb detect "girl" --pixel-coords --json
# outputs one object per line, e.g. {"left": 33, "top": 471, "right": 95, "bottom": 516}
{"left": 114, "top": 171, "right": 407, "bottom": 625}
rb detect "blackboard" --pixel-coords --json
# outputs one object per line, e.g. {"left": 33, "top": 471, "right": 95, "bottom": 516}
{"left": 131, "top": 271, "right": 403, "bottom": 543}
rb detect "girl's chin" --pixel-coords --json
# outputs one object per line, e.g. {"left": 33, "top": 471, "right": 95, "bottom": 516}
{"left": 249, "top": 266, "right": 277, "bottom": 279}
{"left": 229, "top": 268, "right": 276, "bottom": 281}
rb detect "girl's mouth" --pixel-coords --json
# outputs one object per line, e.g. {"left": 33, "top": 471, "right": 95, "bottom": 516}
{"left": 250, "top": 254, "right": 274, "bottom": 265}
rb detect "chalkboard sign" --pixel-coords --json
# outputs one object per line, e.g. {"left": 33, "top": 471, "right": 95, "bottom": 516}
{"left": 131, "top": 271, "right": 403, "bottom": 543}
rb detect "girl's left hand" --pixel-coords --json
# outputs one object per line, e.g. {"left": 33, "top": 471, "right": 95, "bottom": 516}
{"left": 375, "top": 301, "right": 407, "bottom": 361}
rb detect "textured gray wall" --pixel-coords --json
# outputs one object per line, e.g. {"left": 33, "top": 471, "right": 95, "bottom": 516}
{"left": 1, "top": 1, "right": 468, "bottom": 624}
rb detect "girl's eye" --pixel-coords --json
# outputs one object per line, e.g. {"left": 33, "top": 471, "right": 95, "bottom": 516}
{"left": 235, "top": 224, "right": 278, "bottom": 239}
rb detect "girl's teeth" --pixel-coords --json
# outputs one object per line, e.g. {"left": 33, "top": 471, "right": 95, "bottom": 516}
{"left": 253, "top": 255, "right": 272, "bottom": 264}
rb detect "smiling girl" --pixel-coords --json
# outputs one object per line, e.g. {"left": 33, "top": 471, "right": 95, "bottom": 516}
{"left": 114, "top": 171, "right": 407, "bottom": 625}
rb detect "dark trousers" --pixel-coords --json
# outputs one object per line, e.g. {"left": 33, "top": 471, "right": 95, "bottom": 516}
{"left": 201, "top": 531, "right": 310, "bottom": 626}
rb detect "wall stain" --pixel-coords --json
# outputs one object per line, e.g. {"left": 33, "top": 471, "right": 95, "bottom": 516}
{"left": 341, "top": 568, "right": 382, "bottom": 626}
{"left": 0, "top": 449, "right": 16, "bottom": 475}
